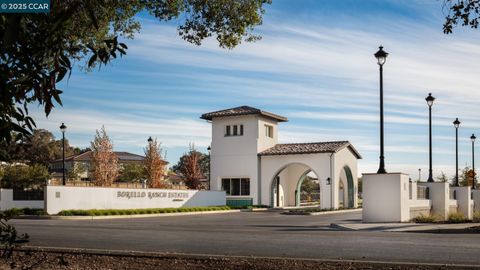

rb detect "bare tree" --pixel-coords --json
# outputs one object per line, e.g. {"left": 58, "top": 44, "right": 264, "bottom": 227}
{"left": 179, "top": 144, "right": 204, "bottom": 190}
{"left": 144, "top": 137, "right": 167, "bottom": 188}
{"left": 90, "top": 127, "right": 118, "bottom": 186}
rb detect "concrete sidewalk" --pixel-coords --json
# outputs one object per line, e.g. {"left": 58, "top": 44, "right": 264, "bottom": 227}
{"left": 331, "top": 222, "right": 480, "bottom": 232}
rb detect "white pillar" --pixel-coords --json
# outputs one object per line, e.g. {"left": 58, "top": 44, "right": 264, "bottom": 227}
{"left": 362, "top": 173, "right": 410, "bottom": 222}
{"left": 421, "top": 182, "right": 449, "bottom": 221}
{"left": 451, "top": 186, "right": 473, "bottom": 219}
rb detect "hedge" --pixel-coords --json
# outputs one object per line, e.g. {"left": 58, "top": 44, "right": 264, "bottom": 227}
{"left": 57, "top": 206, "right": 232, "bottom": 216}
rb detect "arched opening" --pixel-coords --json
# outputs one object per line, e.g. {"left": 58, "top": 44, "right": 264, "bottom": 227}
{"left": 270, "top": 163, "right": 321, "bottom": 208}
{"left": 339, "top": 165, "right": 355, "bottom": 208}
{"left": 295, "top": 171, "right": 320, "bottom": 207}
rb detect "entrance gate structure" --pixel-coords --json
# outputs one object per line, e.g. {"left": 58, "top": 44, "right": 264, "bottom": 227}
{"left": 259, "top": 142, "right": 360, "bottom": 209}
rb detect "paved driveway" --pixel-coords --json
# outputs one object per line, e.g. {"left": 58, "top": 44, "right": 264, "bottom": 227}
{"left": 10, "top": 211, "right": 480, "bottom": 265}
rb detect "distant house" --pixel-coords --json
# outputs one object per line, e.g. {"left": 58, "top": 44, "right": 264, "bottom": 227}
{"left": 49, "top": 151, "right": 149, "bottom": 181}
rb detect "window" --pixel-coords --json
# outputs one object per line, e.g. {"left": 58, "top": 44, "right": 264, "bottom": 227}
{"left": 265, "top": 125, "right": 273, "bottom": 138}
{"left": 225, "top": 125, "right": 231, "bottom": 136}
{"left": 222, "top": 179, "right": 231, "bottom": 195}
{"left": 225, "top": 124, "right": 244, "bottom": 137}
{"left": 231, "top": 178, "right": 240, "bottom": 195}
{"left": 221, "top": 178, "right": 250, "bottom": 196}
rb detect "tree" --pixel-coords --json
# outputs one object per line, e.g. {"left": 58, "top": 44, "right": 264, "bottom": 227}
{"left": 118, "top": 163, "right": 146, "bottom": 183}
{"left": 436, "top": 171, "right": 450, "bottom": 183}
{"left": 144, "top": 138, "right": 167, "bottom": 188}
{"left": 0, "top": 0, "right": 271, "bottom": 146}
{"left": 443, "top": 0, "right": 480, "bottom": 34}
{"left": 1, "top": 164, "right": 49, "bottom": 189}
{"left": 90, "top": 127, "right": 118, "bottom": 186}
{"left": 178, "top": 144, "right": 204, "bottom": 189}
{"left": 0, "top": 129, "right": 74, "bottom": 165}
{"left": 172, "top": 150, "right": 209, "bottom": 176}
{"left": 67, "top": 162, "right": 87, "bottom": 181}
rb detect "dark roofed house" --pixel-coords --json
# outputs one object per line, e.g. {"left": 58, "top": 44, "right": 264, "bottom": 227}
{"left": 50, "top": 150, "right": 167, "bottom": 181}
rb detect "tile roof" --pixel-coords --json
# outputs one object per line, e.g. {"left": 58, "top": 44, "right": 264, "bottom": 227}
{"left": 259, "top": 141, "right": 362, "bottom": 159}
{"left": 201, "top": 105, "right": 288, "bottom": 122}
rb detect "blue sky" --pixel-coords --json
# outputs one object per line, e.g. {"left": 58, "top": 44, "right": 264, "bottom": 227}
{"left": 32, "top": 0, "right": 480, "bottom": 179}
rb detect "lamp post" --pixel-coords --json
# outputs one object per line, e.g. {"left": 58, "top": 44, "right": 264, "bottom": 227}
{"left": 418, "top": 168, "right": 421, "bottom": 182}
{"left": 207, "top": 146, "right": 211, "bottom": 190}
{"left": 471, "top": 134, "right": 476, "bottom": 189}
{"left": 453, "top": 118, "right": 461, "bottom": 186}
{"left": 425, "top": 93, "right": 435, "bottom": 182}
{"left": 60, "top": 123, "right": 67, "bottom": 185}
{"left": 374, "top": 46, "right": 388, "bottom": 174}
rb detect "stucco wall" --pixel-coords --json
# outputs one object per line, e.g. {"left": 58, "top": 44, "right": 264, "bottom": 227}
{"left": 334, "top": 147, "right": 359, "bottom": 208}
{"left": 210, "top": 115, "right": 260, "bottom": 202}
{"left": 0, "top": 189, "right": 44, "bottom": 210}
{"left": 473, "top": 190, "right": 480, "bottom": 212}
{"left": 420, "top": 182, "right": 449, "bottom": 220}
{"left": 45, "top": 186, "right": 226, "bottom": 215}
{"left": 451, "top": 186, "right": 472, "bottom": 219}
{"left": 362, "top": 173, "right": 410, "bottom": 222}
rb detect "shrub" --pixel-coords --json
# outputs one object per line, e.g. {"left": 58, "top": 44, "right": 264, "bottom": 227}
{"left": 56, "top": 206, "right": 232, "bottom": 216}
{"left": 473, "top": 211, "right": 480, "bottom": 223}
{"left": 447, "top": 212, "right": 469, "bottom": 223}
{"left": 412, "top": 213, "right": 438, "bottom": 223}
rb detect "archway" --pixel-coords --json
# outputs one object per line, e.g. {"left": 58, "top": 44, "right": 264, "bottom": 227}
{"left": 295, "top": 170, "right": 320, "bottom": 207}
{"left": 340, "top": 165, "right": 355, "bottom": 208}
{"left": 269, "top": 163, "right": 321, "bottom": 208}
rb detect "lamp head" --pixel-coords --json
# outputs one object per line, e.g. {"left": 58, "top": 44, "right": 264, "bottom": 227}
{"left": 374, "top": 46, "right": 388, "bottom": 66}
{"left": 147, "top": 136, "right": 153, "bottom": 143}
{"left": 59, "top": 123, "right": 67, "bottom": 132}
{"left": 425, "top": 93, "right": 435, "bottom": 107}
{"left": 471, "top": 134, "right": 476, "bottom": 142}
{"left": 453, "top": 118, "right": 461, "bottom": 129}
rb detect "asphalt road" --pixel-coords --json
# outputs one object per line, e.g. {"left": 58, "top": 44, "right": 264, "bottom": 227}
{"left": 10, "top": 211, "right": 480, "bottom": 266}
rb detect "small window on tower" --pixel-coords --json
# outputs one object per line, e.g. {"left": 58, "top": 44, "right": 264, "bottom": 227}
{"left": 265, "top": 125, "right": 273, "bottom": 138}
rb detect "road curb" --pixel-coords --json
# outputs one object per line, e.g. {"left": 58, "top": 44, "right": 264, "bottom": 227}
{"left": 330, "top": 222, "right": 480, "bottom": 232}
{"left": 309, "top": 208, "right": 362, "bottom": 216}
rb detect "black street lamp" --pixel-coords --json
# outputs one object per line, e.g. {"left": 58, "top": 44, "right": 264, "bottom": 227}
{"left": 148, "top": 136, "right": 153, "bottom": 144}
{"left": 471, "top": 133, "right": 476, "bottom": 189}
{"left": 374, "top": 46, "right": 388, "bottom": 174}
{"left": 418, "top": 168, "right": 421, "bottom": 182}
{"left": 60, "top": 123, "right": 67, "bottom": 185}
{"left": 425, "top": 93, "right": 435, "bottom": 182}
{"left": 207, "top": 146, "right": 211, "bottom": 190}
{"left": 453, "top": 118, "right": 461, "bottom": 186}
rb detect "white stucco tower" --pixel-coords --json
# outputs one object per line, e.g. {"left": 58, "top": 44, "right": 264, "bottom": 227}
{"left": 201, "top": 106, "right": 361, "bottom": 208}
{"left": 201, "top": 106, "right": 287, "bottom": 206}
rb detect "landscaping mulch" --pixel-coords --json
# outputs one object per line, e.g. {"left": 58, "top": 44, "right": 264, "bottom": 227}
{"left": 0, "top": 250, "right": 476, "bottom": 270}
